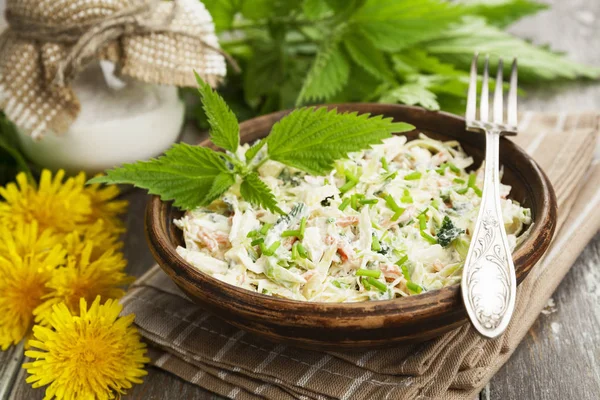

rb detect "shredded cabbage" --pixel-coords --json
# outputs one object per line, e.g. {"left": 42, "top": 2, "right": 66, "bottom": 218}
{"left": 174, "top": 134, "right": 532, "bottom": 302}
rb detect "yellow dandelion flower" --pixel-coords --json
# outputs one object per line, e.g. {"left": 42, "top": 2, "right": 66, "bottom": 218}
{"left": 0, "top": 170, "right": 91, "bottom": 233}
{"left": 0, "top": 170, "right": 127, "bottom": 238}
{"left": 84, "top": 180, "right": 128, "bottom": 234}
{"left": 24, "top": 297, "right": 149, "bottom": 400}
{"left": 34, "top": 236, "right": 133, "bottom": 326}
{"left": 0, "top": 222, "right": 66, "bottom": 350}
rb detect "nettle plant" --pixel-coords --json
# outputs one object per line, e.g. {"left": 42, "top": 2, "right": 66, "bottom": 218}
{"left": 90, "top": 74, "right": 414, "bottom": 212}
{"left": 187, "top": 0, "right": 599, "bottom": 127}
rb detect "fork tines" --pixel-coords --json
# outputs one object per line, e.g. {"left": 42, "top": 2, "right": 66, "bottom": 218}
{"left": 466, "top": 54, "right": 518, "bottom": 136}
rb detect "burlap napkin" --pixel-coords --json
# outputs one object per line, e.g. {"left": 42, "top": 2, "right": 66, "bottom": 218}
{"left": 121, "top": 111, "right": 600, "bottom": 400}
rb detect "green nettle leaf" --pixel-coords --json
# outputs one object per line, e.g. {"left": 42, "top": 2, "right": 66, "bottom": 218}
{"left": 424, "top": 17, "right": 600, "bottom": 81}
{"left": 297, "top": 37, "right": 350, "bottom": 104}
{"left": 202, "top": 0, "right": 240, "bottom": 32}
{"left": 245, "top": 139, "right": 265, "bottom": 162}
{"left": 88, "top": 144, "right": 234, "bottom": 210}
{"left": 460, "top": 0, "right": 548, "bottom": 28}
{"left": 343, "top": 31, "right": 395, "bottom": 82}
{"left": 302, "top": 0, "right": 332, "bottom": 20}
{"left": 240, "top": 173, "right": 284, "bottom": 214}
{"left": 266, "top": 107, "right": 414, "bottom": 175}
{"left": 350, "top": 0, "right": 464, "bottom": 52}
{"left": 241, "top": 0, "right": 302, "bottom": 20}
{"left": 393, "top": 50, "right": 463, "bottom": 77}
{"left": 195, "top": 72, "right": 240, "bottom": 153}
{"left": 380, "top": 81, "right": 441, "bottom": 111}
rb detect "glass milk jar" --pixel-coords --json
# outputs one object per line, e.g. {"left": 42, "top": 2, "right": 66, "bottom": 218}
{"left": 17, "top": 62, "right": 185, "bottom": 175}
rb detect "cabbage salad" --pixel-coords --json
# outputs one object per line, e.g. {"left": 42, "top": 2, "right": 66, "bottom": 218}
{"left": 174, "top": 134, "right": 531, "bottom": 302}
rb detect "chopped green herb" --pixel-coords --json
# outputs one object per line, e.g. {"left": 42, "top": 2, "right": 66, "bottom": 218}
{"left": 436, "top": 216, "right": 464, "bottom": 247}
{"left": 332, "top": 280, "right": 342, "bottom": 289}
{"left": 384, "top": 194, "right": 406, "bottom": 221}
{"left": 356, "top": 269, "right": 381, "bottom": 279}
{"left": 251, "top": 238, "right": 264, "bottom": 246}
{"left": 281, "top": 230, "right": 301, "bottom": 238}
{"left": 247, "top": 230, "right": 259, "bottom": 238}
{"left": 453, "top": 178, "right": 466, "bottom": 184}
{"left": 292, "top": 241, "right": 300, "bottom": 259}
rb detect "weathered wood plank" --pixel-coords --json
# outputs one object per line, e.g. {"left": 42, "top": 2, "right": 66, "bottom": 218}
{"left": 0, "top": 344, "right": 23, "bottom": 400}
{"left": 489, "top": 234, "right": 600, "bottom": 400}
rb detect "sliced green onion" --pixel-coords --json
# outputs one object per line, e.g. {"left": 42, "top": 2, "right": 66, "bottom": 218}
{"left": 420, "top": 231, "right": 438, "bottom": 245}
{"left": 453, "top": 178, "right": 466, "bottom": 184}
{"left": 281, "top": 230, "right": 301, "bottom": 238}
{"left": 267, "top": 241, "right": 280, "bottom": 254}
{"left": 431, "top": 198, "right": 442, "bottom": 210}
{"left": 418, "top": 213, "right": 427, "bottom": 231}
{"left": 407, "top": 282, "right": 423, "bottom": 294}
{"left": 247, "top": 230, "right": 259, "bottom": 238}
{"left": 292, "top": 241, "right": 299, "bottom": 259}
{"left": 385, "top": 195, "right": 405, "bottom": 221}
{"left": 356, "top": 269, "right": 381, "bottom": 278}
{"left": 456, "top": 187, "right": 469, "bottom": 195}
{"left": 297, "top": 243, "right": 308, "bottom": 259}
{"left": 371, "top": 235, "right": 381, "bottom": 251}
{"left": 339, "top": 197, "right": 351, "bottom": 211}
{"left": 332, "top": 280, "right": 342, "bottom": 288}
{"left": 299, "top": 217, "right": 307, "bottom": 237}
{"left": 401, "top": 188, "right": 413, "bottom": 204}
{"left": 468, "top": 173, "right": 482, "bottom": 197}
{"left": 259, "top": 223, "right": 272, "bottom": 235}
{"left": 260, "top": 241, "right": 281, "bottom": 256}
{"left": 380, "top": 157, "right": 389, "bottom": 171}
{"left": 467, "top": 172, "right": 477, "bottom": 187}
{"left": 447, "top": 163, "right": 461, "bottom": 174}
{"left": 385, "top": 171, "right": 398, "bottom": 181}
{"left": 340, "top": 170, "right": 359, "bottom": 193}
{"left": 362, "top": 277, "right": 372, "bottom": 290}
{"left": 359, "top": 198, "right": 378, "bottom": 205}
{"left": 404, "top": 171, "right": 422, "bottom": 180}
{"left": 401, "top": 265, "right": 411, "bottom": 280}
{"left": 396, "top": 254, "right": 408, "bottom": 266}
{"left": 367, "top": 277, "right": 387, "bottom": 292}
{"left": 251, "top": 238, "right": 264, "bottom": 246}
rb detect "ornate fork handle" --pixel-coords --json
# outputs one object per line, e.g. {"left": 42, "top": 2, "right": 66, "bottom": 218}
{"left": 461, "top": 129, "right": 516, "bottom": 338}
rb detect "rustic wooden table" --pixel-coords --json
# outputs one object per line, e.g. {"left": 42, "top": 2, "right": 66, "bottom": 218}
{"left": 1, "top": 1, "right": 599, "bottom": 399}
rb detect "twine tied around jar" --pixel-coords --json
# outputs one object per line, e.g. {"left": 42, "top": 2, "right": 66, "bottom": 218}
{"left": 0, "top": 0, "right": 229, "bottom": 139}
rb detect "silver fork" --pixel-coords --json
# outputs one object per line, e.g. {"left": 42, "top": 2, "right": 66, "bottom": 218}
{"left": 462, "top": 54, "right": 518, "bottom": 338}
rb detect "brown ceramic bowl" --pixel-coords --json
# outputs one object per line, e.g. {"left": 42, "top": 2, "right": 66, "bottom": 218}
{"left": 145, "top": 104, "right": 557, "bottom": 350}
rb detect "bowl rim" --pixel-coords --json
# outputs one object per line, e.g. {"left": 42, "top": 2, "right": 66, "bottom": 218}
{"left": 146, "top": 103, "right": 557, "bottom": 319}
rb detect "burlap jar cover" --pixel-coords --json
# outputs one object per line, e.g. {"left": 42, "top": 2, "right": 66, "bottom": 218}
{"left": 0, "top": 0, "right": 227, "bottom": 139}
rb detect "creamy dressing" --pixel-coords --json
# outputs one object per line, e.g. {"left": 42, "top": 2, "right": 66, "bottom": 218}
{"left": 174, "top": 134, "right": 532, "bottom": 302}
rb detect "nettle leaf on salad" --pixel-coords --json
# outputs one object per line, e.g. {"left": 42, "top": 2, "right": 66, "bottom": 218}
{"left": 89, "top": 73, "right": 414, "bottom": 213}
